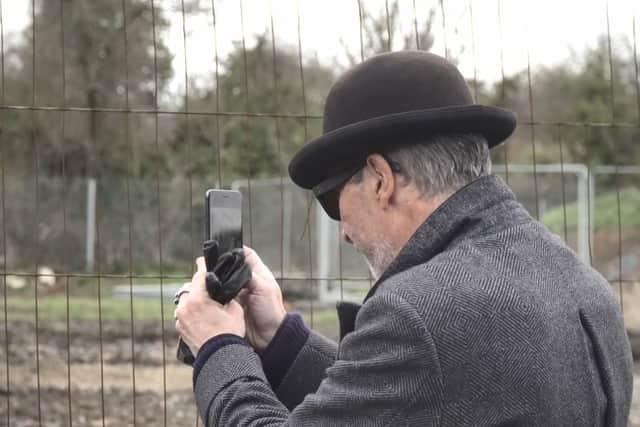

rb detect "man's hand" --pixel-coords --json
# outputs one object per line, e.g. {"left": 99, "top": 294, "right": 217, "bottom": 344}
{"left": 237, "top": 246, "right": 287, "bottom": 352}
{"left": 175, "top": 257, "right": 245, "bottom": 355}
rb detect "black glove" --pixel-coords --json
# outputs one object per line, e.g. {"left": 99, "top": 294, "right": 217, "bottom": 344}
{"left": 176, "top": 240, "right": 252, "bottom": 365}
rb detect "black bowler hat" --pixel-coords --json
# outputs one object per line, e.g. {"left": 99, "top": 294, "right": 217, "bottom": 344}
{"left": 288, "top": 50, "right": 517, "bottom": 220}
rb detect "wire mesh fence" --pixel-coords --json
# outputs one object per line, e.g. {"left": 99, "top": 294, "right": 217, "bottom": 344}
{"left": 0, "top": 0, "right": 639, "bottom": 425}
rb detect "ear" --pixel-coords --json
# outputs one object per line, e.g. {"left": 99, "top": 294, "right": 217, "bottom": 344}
{"left": 364, "top": 154, "right": 396, "bottom": 211}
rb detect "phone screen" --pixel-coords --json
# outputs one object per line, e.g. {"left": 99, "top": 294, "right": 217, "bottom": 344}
{"left": 206, "top": 190, "right": 242, "bottom": 254}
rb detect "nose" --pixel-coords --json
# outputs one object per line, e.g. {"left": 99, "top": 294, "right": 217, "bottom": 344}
{"left": 341, "top": 227, "right": 353, "bottom": 245}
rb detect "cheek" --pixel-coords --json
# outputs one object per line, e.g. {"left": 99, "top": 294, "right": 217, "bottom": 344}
{"left": 339, "top": 184, "right": 374, "bottom": 234}
{"left": 339, "top": 208, "right": 360, "bottom": 245}
{"left": 338, "top": 192, "right": 349, "bottom": 220}
{"left": 341, "top": 211, "right": 370, "bottom": 247}
{"left": 339, "top": 198, "right": 358, "bottom": 230}
{"left": 339, "top": 187, "right": 365, "bottom": 221}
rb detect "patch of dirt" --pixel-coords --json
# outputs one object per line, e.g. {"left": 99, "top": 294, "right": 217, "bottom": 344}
{"left": 0, "top": 387, "right": 198, "bottom": 427}
{"left": 1, "top": 319, "right": 640, "bottom": 425}
{"left": 0, "top": 320, "right": 199, "bottom": 426}
{"left": 1, "top": 320, "right": 180, "bottom": 365}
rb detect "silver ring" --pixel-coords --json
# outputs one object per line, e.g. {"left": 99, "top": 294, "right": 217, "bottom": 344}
{"left": 173, "top": 283, "right": 191, "bottom": 305}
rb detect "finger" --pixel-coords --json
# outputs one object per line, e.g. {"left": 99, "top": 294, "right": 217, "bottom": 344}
{"left": 236, "top": 288, "right": 250, "bottom": 300}
{"left": 176, "top": 283, "right": 203, "bottom": 312}
{"left": 175, "top": 294, "right": 188, "bottom": 314}
{"left": 177, "top": 282, "right": 191, "bottom": 294}
{"left": 243, "top": 246, "right": 260, "bottom": 266}
{"left": 174, "top": 282, "right": 191, "bottom": 304}
{"left": 189, "top": 257, "right": 207, "bottom": 295}
{"left": 190, "top": 268, "right": 208, "bottom": 296}
{"left": 226, "top": 299, "right": 244, "bottom": 318}
{"left": 174, "top": 319, "right": 181, "bottom": 334}
{"left": 242, "top": 247, "right": 279, "bottom": 295}
{"left": 195, "top": 256, "right": 207, "bottom": 273}
{"left": 241, "top": 248, "right": 260, "bottom": 287}
{"left": 235, "top": 288, "right": 252, "bottom": 308}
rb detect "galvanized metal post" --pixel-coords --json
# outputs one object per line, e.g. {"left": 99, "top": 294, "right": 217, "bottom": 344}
{"left": 86, "top": 177, "right": 96, "bottom": 272}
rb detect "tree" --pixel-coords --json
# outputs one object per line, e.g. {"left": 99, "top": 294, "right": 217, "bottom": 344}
{"left": 475, "top": 36, "right": 640, "bottom": 167}
{"left": 0, "top": 0, "right": 175, "bottom": 271}
{"left": 534, "top": 36, "right": 640, "bottom": 166}
{"left": 169, "top": 33, "right": 335, "bottom": 182}
{"left": 169, "top": 0, "right": 443, "bottom": 182}
{"left": 343, "top": 0, "right": 436, "bottom": 65}
{"left": 1, "top": 0, "right": 174, "bottom": 178}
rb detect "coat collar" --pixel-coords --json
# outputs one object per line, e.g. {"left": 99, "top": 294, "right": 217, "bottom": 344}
{"left": 364, "top": 174, "right": 529, "bottom": 302}
{"left": 337, "top": 174, "right": 530, "bottom": 341}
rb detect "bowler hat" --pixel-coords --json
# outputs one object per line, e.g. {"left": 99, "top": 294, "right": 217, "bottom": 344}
{"left": 288, "top": 50, "right": 516, "bottom": 220}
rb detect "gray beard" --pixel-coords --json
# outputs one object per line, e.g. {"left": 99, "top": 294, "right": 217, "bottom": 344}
{"left": 361, "top": 239, "right": 396, "bottom": 280}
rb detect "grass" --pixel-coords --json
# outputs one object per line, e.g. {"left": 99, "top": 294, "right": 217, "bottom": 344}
{"left": 1, "top": 295, "right": 175, "bottom": 322}
{"left": 1, "top": 293, "right": 342, "bottom": 339}
{"left": 1, "top": 274, "right": 363, "bottom": 340}
{"left": 541, "top": 187, "right": 640, "bottom": 235}
{"left": 299, "top": 305, "right": 340, "bottom": 340}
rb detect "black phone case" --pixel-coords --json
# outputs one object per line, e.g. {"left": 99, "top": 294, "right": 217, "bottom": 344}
{"left": 205, "top": 189, "right": 243, "bottom": 253}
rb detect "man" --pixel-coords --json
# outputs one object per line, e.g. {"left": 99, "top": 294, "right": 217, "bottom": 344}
{"left": 175, "top": 51, "right": 633, "bottom": 426}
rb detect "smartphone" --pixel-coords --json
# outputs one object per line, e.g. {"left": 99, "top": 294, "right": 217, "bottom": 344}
{"left": 205, "top": 189, "right": 243, "bottom": 254}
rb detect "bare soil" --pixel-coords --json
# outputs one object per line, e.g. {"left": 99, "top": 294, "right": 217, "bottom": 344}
{"left": 1, "top": 319, "right": 639, "bottom": 426}
{"left": 0, "top": 320, "right": 197, "bottom": 426}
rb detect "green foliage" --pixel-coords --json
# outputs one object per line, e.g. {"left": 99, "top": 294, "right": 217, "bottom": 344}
{"left": 534, "top": 37, "right": 639, "bottom": 167}
{"left": 2, "top": 0, "right": 174, "bottom": 178}
{"left": 4, "top": 295, "right": 174, "bottom": 321}
{"left": 475, "top": 36, "right": 640, "bottom": 167}
{"left": 2, "top": 293, "right": 339, "bottom": 341}
{"left": 170, "top": 34, "right": 334, "bottom": 182}
{"left": 1, "top": 0, "right": 637, "bottom": 275}
{"left": 172, "top": 0, "right": 438, "bottom": 182}
{"left": 2, "top": 2, "right": 636, "bottom": 178}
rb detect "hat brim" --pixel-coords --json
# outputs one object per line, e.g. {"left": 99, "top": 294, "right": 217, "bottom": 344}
{"left": 288, "top": 104, "right": 517, "bottom": 190}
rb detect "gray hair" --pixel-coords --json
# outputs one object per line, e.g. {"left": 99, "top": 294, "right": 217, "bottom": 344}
{"left": 352, "top": 133, "right": 491, "bottom": 198}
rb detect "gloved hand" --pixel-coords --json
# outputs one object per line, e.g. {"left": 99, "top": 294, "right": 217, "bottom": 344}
{"left": 203, "top": 241, "right": 252, "bottom": 305}
{"left": 176, "top": 240, "right": 252, "bottom": 365}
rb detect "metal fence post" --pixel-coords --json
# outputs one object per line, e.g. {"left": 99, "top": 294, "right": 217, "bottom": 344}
{"left": 86, "top": 177, "right": 96, "bottom": 272}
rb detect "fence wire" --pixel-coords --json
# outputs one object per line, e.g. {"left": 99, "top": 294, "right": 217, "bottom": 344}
{"left": 0, "top": 0, "right": 639, "bottom": 426}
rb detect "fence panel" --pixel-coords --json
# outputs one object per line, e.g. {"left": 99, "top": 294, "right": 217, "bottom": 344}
{"left": 0, "top": 0, "right": 639, "bottom": 425}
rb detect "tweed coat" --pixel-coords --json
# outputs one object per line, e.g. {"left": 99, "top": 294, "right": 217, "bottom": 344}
{"left": 193, "top": 175, "right": 633, "bottom": 426}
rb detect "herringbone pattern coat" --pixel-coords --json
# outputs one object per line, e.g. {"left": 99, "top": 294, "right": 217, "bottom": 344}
{"left": 195, "top": 175, "right": 633, "bottom": 426}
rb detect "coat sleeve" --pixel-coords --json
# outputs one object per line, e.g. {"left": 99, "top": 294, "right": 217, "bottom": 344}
{"left": 274, "top": 330, "right": 338, "bottom": 410}
{"left": 194, "top": 292, "right": 445, "bottom": 426}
